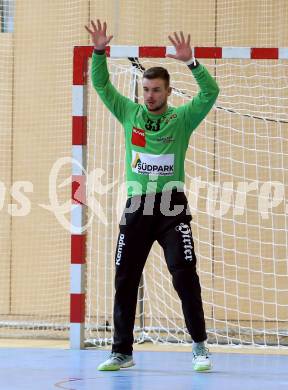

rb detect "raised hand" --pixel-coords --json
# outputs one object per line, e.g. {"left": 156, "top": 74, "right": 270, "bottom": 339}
{"left": 166, "top": 32, "right": 192, "bottom": 62}
{"left": 85, "top": 19, "right": 113, "bottom": 50}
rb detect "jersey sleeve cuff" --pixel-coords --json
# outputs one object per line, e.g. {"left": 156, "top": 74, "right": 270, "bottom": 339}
{"left": 93, "top": 48, "right": 106, "bottom": 55}
{"left": 191, "top": 62, "right": 205, "bottom": 76}
{"left": 187, "top": 59, "right": 200, "bottom": 70}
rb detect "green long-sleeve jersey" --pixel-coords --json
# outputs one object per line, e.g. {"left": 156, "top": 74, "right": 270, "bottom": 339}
{"left": 91, "top": 52, "right": 219, "bottom": 197}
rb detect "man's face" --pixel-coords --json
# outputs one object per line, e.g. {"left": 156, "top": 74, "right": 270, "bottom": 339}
{"left": 143, "top": 78, "right": 171, "bottom": 113}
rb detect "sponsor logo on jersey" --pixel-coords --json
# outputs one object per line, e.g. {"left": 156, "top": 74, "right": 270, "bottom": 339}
{"left": 131, "top": 151, "right": 174, "bottom": 176}
{"left": 163, "top": 113, "right": 177, "bottom": 125}
{"left": 132, "top": 127, "right": 146, "bottom": 147}
{"left": 116, "top": 233, "right": 125, "bottom": 266}
{"left": 175, "top": 223, "right": 193, "bottom": 262}
{"left": 157, "top": 136, "right": 175, "bottom": 144}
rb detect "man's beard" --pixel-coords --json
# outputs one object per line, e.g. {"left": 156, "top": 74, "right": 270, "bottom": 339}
{"left": 145, "top": 100, "right": 167, "bottom": 112}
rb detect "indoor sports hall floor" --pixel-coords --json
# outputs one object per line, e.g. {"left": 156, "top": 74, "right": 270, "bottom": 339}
{"left": 0, "top": 342, "right": 287, "bottom": 390}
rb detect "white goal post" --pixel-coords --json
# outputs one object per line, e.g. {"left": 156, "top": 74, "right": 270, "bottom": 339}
{"left": 71, "top": 45, "right": 288, "bottom": 349}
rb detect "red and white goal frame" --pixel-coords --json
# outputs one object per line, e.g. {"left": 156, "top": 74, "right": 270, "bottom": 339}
{"left": 70, "top": 45, "right": 288, "bottom": 349}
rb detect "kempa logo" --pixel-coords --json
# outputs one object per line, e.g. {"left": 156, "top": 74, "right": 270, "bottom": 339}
{"left": 131, "top": 151, "right": 174, "bottom": 176}
{"left": 175, "top": 223, "right": 193, "bottom": 262}
{"left": 116, "top": 233, "right": 125, "bottom": 266}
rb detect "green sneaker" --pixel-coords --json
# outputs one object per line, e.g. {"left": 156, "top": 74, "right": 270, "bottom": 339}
{"left": 192, "top": 346, "right": 212, "bottom": 372}
{"left": 97, "top": 352, "right": 135, "bottom": 371}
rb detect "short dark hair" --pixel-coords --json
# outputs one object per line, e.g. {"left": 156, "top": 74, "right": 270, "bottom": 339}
{"left": 143, "top": 67, "right": 170, "bottom": 87}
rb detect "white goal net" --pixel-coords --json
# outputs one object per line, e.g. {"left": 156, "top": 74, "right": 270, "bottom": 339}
{"left": 85, "top": 55, "right": 288, "bottom": 347}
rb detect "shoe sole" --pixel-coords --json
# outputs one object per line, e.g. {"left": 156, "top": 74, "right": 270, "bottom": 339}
{"left": 193, "top": 364, "right": 212, "bottom": 372}
{"left": 97, "top": 361, "right": 135, "bottom": 371}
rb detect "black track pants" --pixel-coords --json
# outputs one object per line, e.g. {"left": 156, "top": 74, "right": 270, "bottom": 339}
{"left": 112, "top": 190, "right": 207, "bottom": 355}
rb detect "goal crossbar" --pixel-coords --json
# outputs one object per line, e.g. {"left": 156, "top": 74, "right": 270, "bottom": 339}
{"left": 71, "top": 45, "right": 288, "bottom": 349}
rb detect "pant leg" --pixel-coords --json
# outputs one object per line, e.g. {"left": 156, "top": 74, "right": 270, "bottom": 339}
{"left": 157, "top": 214, "right": 207, "bottom": 342}
{"left": 112, "top": 199, "right": 154, "bottom": 355}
